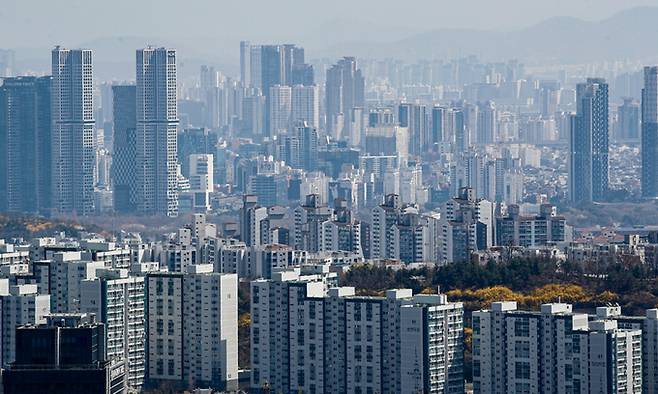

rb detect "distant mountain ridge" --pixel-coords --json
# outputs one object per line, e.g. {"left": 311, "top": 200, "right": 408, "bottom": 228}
{"left": 12, "top": 6, "right": 658, "bottom": 79}
{"left": 321, "top": 6, "right": 658, "bottom": 63}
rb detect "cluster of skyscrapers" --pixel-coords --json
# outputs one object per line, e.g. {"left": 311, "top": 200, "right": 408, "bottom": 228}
{"left": 1, "top": 46, "right": 179, "bottom": 217}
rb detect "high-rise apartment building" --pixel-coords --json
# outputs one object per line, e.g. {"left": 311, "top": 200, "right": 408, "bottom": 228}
{"left": 268, "top": 84, "right": 291, "bottom": 136}
{"left": 240, "top": 41, "right": 251, "bottom": 87}
{"left": 569, "top": 78, "right": 609, "bottom": 203}
{"left": 398, "top": 103, "right": 428, "bottom": 156}
{"left": 618, "top": 97, "right": 640, "bottom": 141}
{"left": 48, "top": 251, "right": 105, "bottom": 313}
{"left": 189, "top": 153, "right": 214, "bottom": 211}
{"left": 495, "top": 204, "right": 568, "bottom": 247}
{"left": 642, "top": 67, "right": 658, "bottom": 198}
{"left": 135, "top": 47, "right": 179, "bottom": 216}
{"left": 476, "top": 100, "right": 497, "bottom": 144}
{"left": 326, "top": 57, "right": 365, "bottom": 140}
{"left": 146, "top": 266, "right": 238, "bottom": 391}
{"left": 473, "top": 302, "right": 642, "bottom": 394}
{"left": 249, "top": 45, "right": 262, "bottom": 91}
{"left": 291, "top": 84, "right": 319, "bottom": 130}
{"left": 0, "top": 76, "right": 52, "bottom": 214}
{"left": 81, "top": 269, "right": 146, "bottom": 391}
{"left": 251, "top": 272, "right": 464, "bottom": 394}
{"left": 240, "top": 194, "right": 268, "bottom": 248}
{"left": 51, "top": 47, "right": 95, "bottom": 215}
{"left": 439, "top": 187, "right": 495, "bottom": 264}
{"left": 292, "top": 194, "right": 334, "bottom": 252}
{"left": 111, "top": 84, "right": 137, "bottom": 213}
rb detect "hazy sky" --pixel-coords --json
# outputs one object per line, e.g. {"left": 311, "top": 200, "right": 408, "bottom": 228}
{"left": 3, "top": 0, "right": 658, "bottom": 49}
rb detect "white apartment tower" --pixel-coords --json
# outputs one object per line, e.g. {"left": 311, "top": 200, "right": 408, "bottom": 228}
{"left": 80, "top": 269, "right": 146, "bottom": 391}
{"left": 51, "top": 47, "right": 95, "bottom": 215}
{"left": 48, "top": 251, "right": 105, "bottom": 313}
{"left": 146, "top": 266, "right": 238, "bottom": 391}
{"left": 136, "top": 47, "right": 179, "bottom": 217}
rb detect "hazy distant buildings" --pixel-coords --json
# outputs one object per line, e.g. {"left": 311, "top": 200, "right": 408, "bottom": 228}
{"left": 642, "top": 67, "right": 658, "bottom": 198}
{"left": 291, "top": 84, "right": 319, "bottom": 130}
{"left": 325, "top": 57, "right": 365, "bottom": 140}
{"left": 268, "top": 84, "right": 291, "bottom": 136}
{"left": 617, "top": 98, "right": 640, "bottom": 141}
{"left": 398, "top": 103, "right": 428, "bottom": 156}
{"left": 569, "top": 78, "right": 609, "bottom": 203}
{"left": 135, "top": 47, "right": 179, "bottom": 216}
{"left": 476, "top": 100, "right": 497, "bottom": 144}
{"left": 239, "top": 41, "right": 251, "bottom": 87}
{"left": 0, "top": 49, "right": 15, "bottom": 77}
{"left": 51, "top": 47, "right": 95, "bottom": 216}
{"left": 0, "top": 76, "right": 52, "bottom": 214}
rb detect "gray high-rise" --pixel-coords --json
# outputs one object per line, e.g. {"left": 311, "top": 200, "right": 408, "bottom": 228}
{"left": 569, "top": 78, "right": 609, "bottom": 203}
{"left": 51, "top": 47, "right": 95, "bottom": 216}
{"left": 112, "top": 85, "right": 137, "bottom": 213}
{"left": 325, "top": 57, "right": 365, "bottom": 139}
{"left": 0, "top": 76, "right": 52, "bottom": 213}
{"left": 642, "top": 67, "right": 658, "bottom": 198}
{"left": 240, "top": 41, "right": 251, "bottom": 87}
{"left": 136, "top": 47, "right": 179, "bottom": 217}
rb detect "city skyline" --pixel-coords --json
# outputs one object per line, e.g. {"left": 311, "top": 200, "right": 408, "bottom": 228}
{"left": 4, "top": 2, "right": 658, "bottom": 394}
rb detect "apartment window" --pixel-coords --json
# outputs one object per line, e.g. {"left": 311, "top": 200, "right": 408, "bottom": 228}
{"left": 514, "top": 383, "right": 530, "bottom": 393}
{"left": 515, "top": 361, "right": 530, "bottom": 380}
{"left": 514, "top": 319, "right": 530, "bottom": 337}
{"left": 354, "top": 303, "right": 361, "bottom": 321}
{"left": 355, "top": 345, "right": 362, "bottom": 362}
{"left": 514, "top": 341, "right": 530, "bottom": 358}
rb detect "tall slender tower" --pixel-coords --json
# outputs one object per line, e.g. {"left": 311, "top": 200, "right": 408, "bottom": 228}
{"left": 642, "top": 67, "right": 658, "bottom": 198}
{"left": 112, "top": 85, "right": 137, "bottom": 213}
{"left": 51, "top": 47, "right": 95, "bottom": 216}
{"left": 569, "top": 78, "right": 609, "bottom": 203}
{"left": 136, "top": 47, "right": 179, "bottom": 217}
{"left": 239, "top": 41, "right": 251, "bottom": 87}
